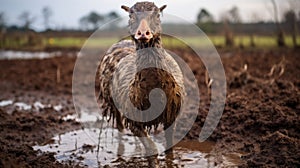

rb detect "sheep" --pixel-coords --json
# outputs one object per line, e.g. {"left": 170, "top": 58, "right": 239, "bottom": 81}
{"left": 97, "top": 2, "right": 184, "bottom": 167}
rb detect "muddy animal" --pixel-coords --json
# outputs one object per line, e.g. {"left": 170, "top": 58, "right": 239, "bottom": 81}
{"left": 97, "top": 2, "right": 184, "bottom": 167}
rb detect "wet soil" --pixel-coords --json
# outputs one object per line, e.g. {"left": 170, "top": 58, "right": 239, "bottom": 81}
{"left": 0, "top": 48, "right": 299, "bottom": 167}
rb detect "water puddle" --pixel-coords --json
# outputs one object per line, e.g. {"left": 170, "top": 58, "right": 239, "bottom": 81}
{"left": 0, "top": 50, "right": 64, "bottom": 60}
{"left": 62, "top": 112, "right": 100, "bottom": 123}
{"left": 0, "top": 99, "right": 63, "bottom": 113}
{"left": 0, "top": 50, "right": 77, "bottom": 60}
{"left": 33, "top": 122, "right": 244, "bottom": 167}
{"left": 34, "top": 128, "right": 206, "bottom": 167}
{"left": 0, "top": 100, "right": 13, "bottom": 106}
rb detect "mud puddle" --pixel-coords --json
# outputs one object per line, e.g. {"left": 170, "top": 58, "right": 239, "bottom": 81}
{"left": 33, "top": 118, "right": 244, "bottom": 167}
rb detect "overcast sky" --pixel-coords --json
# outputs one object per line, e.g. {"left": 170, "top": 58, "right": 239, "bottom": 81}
{"left": 0, "top": 0, "right": 291, "bottom": 30}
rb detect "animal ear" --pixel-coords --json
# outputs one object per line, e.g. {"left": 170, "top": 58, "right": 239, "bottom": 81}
{"left": 121, "top": 5, "right": 130, "bottom": 12}
{"left": 159, "top": 5, "right": 167, "bottom": 12}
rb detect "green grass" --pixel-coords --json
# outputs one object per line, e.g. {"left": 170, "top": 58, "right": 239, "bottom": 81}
{"left": 45, "top": 37, "right": 121, "bottom": 48}
{"left": 45, "top": 37, "right": 85, "bottom": 47}
{"left": 1, "top": 35, "right": 300, "bottom": 50}
{"left": 209, "top": 35, "right": 300, "bottom": 48}
{"left": 162, "top": 35, "right": 300, "bottom": 49}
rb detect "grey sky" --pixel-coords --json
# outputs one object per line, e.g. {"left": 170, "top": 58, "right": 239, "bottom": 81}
{"left": 0, "top": 0, "right": 291, "bottom": 30}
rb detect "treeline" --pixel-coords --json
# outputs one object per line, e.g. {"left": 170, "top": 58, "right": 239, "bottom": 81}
{"left": 0, "top": 0, "right": 299, "bottom": 49}
{"left": 196, "top": 1, "right": 300, "bottom": 48}
{"left": 0, "top": 7, "right": 121, "bottom": 32}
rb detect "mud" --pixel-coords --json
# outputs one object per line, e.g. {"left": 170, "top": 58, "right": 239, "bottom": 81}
{"left": 0, "top": 48, "right": 299, "bottom": 167}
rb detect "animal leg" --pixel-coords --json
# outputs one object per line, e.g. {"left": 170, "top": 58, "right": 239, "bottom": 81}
{"left": 130, "top": 126, "right": 158, "bottom": 168}
{"left": 115, "top": 109, "right": 125, "bottom": 132}
{"left": 164, "top": 123, "right": 174, "bottom": 167}
{"left": 116, "top": 111, "right": 125, "bottom": 157}
{"left": 164, "top": 123, "right": 174, "bottom": 153}
{"left": 117, "top": 131, "right": 125, "bottom": 157}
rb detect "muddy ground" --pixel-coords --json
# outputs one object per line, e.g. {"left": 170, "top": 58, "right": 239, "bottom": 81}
{"left": 0, "top": 48, "right": 299, "bottom": 167}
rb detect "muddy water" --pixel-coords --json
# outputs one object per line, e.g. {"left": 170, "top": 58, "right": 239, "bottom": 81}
{"left": 33, "top": 113, "right": 244, "bottom": 168}
{"left": 33, "top": 128, "right": 214, "bottom": 167}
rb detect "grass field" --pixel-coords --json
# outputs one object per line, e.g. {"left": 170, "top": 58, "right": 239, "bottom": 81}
{"left": 1, "top": 34, "right": 300, "bottom": 50}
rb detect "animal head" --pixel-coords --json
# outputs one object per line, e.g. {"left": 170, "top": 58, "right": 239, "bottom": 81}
{"left": 121, "top": 2, "right": 167, "bottom": 44}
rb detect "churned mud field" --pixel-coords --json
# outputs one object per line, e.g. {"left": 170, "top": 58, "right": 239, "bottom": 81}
{"left": 0, "top": 48, "right": 299, "bottom": 167}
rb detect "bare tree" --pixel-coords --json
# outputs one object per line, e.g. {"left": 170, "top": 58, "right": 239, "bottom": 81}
{"left": 196, "top": 8, "right": 214, "bottom": 33}
{"left": 286, "top": 0, "right": 300, "bottom": 48}
{"left": 197, "top": 8, "right": 214, "bottom": 23}
{"left": 271, "top": 0, "right": 285, "bottom": 47}
{"left": 228, "top": 6, "right": 242, "bottom": 23}
{"left": 223, "top": 20, "right": 234, "bottom": 47}
{"left": 42, "top": 6, "right": 53, "bottom": 30}
{"left": 284, "top": 10, "right": 297, "bottom": 46}
{"left": 18, "top": 11, "right": 35, "bottom": 30}
{"left": 220, "top": 6, "right": 242, "bottom": 47}
{"left": 230, "top": 6, "right": 243, "bottom": 47}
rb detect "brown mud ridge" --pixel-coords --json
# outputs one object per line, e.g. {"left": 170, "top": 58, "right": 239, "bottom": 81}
{"left": 0, "top": 49, "right": 299, "bottom": 167}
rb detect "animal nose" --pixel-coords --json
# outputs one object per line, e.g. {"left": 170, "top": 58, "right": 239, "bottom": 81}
{"left": 134, "top": 19, "right": 153, "bottom": 41}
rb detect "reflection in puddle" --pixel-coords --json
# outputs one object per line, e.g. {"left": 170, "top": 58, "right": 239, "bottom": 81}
{"left": 33, "top": 126, "right": 244, "bottom": 167}
{"left": 34, "top": 128, "right": 159, "bottom": 167}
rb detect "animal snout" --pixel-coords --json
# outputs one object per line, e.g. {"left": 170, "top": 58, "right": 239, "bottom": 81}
{"left": 134, "top": 19, "right": 153, "bottom": 41}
